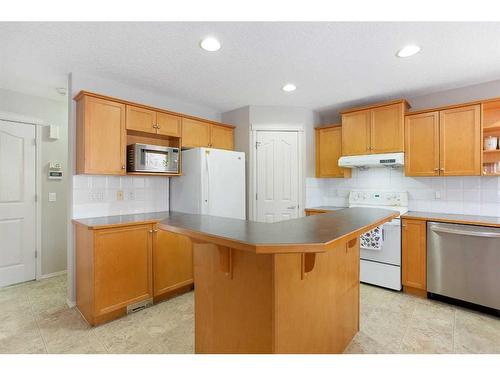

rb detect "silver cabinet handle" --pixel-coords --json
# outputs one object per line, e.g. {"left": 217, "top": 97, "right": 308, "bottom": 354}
{"left": 430, "top": 225, "right": 500, "bottom": 238}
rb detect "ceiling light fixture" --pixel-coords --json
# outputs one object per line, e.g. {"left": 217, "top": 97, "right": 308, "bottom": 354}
{"left": 282, "top": 83, "right": 297, "bottom": 92}
{"left": 396, "top": 45, "right": 421, "bottom": 58}
{"left": 200, "top": 37, "right": 221, "bottom": 52}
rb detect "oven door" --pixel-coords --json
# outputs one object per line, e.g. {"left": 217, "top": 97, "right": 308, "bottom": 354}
{"left": 360, "top": 218, "right": 401, "bottom": 266}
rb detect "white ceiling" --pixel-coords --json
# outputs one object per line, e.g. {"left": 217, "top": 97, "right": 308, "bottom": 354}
{"left": 1, "top": 22, "right": 500, "bottom": 116}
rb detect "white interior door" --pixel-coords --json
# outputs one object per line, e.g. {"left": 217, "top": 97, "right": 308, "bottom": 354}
{"left": 0, "top": 120, "right": 36, "bottom": 287}
{"left": 256, "top": 131, "right": 299, "bottom": 223}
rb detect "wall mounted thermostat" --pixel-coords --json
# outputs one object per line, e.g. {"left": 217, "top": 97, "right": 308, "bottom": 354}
{"left": 48, "top": 162, "right": 63, "bottom": 180}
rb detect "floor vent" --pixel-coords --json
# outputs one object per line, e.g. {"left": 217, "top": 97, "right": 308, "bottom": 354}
{"left": 127, "top": 298, "right": 153, "bottom": 314}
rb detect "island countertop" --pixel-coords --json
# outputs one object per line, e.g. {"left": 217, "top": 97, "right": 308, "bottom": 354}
{"left": 158, "top": 207, "right": 398, "bottom": 254}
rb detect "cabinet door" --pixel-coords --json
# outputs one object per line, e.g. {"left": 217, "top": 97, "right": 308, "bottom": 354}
{"left": 315, "top": 127, "right": 351, "bottom": 178}
{"left": 156, "top": 112, "right": 182, "bottom": 137}
{"left": 404, "top": 112, "right": 440, "bottom": 176}
{"left": 153, "top": 229, "right": 193, "bottom": 298}
{"left": 341, "top": 110, "right": 371, "bottom": 155}
{"left": 182, "top": 118, "right": 211, "bottom": 148}
{"left": 78, "top": 96, "right": 126, "bottom": 175}
{"left": 440, "top": 105, "right": 481, "bottom": 176}
{"left": 126, "top": 105, "right": 157, "bottom": 134}
{"left": 402, "top": 219, "right": 426, "bottom": 291}
{"left": 210, "top": 124, "right": 234, "bottom": 150}
{"left": 93, "top": 224, "right": 153, "bottom": 316}
{"left": 371, "top": 103, "right": 404, "bottom": 153}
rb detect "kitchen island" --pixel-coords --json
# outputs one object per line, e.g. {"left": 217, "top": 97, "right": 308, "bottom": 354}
{"left": 158, "top": 207, "right": 397, "bottom": 354}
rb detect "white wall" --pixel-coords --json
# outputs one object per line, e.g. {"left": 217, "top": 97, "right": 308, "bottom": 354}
{"left": 307, "top": 171, "right": 500, "bottom": 217}
{"left": 0, "top": 88, "right": 68, "bottom": 276}
{"left": 67, "top": 72, "right": 222, "bottom": 304}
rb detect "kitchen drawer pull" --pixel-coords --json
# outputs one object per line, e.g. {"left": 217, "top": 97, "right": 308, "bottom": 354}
{"left": 430, "top": 225, "right": 500, "bottom": 238}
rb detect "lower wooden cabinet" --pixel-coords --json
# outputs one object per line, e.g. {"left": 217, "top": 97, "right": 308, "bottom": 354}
{"left": 401, "top": 219, "right": 427, "bottom": 296}
{"left": 75, "top": 222, "right": 194, "bottom": 326}
{"left": 153, "top": 229, "right": 194, "bottom": 302}
{"left": 76, "top": 223, "right": 153, "bottom": 325}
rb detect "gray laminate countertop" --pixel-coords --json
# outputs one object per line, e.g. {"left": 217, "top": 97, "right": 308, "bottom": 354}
{"left": 73, "top": 211, "right": 174, "bottom": 229}
{"left": 402, "top": 211, "right": 500, "bottom": 228}
{"left": 158, "top": 207, "right": 398, "bottom": 254}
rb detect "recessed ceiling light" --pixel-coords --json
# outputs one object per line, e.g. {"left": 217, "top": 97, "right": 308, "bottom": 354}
{"left": 200, "top": 37, "right": 221, "bottom": 52}
{"left": 282, "top": 83, "right": 297, "bottom": 92}
{"left": 396, "top": 45, "right": 421, "bottom": 58}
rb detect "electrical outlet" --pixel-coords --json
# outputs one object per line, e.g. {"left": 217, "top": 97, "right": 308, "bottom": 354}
{"left": 127, "top": 191, "right": 135, "bottom": 201}
{"left": 435, "top": 190, "right": 441, "bottom": 200}
{"left": 116, "top": 190, "right": 124, "bottom": 201}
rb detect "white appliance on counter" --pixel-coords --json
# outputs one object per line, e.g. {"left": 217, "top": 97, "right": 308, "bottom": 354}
{"left": 348, "top": 189, "right": 408, "bottom": 290}
{"left": 338, "top": 152, "right": 404, "bottom": 169}
{"left": 170, "top": 147, "right": 246, "bottom": 220}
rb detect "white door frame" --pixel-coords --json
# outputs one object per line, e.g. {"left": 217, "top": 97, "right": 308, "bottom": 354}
{"left": 0, "top": 111, "right": 44, "bottom": 281}
{"left": 249, "top": 124, "right": 306, "bottom": 221}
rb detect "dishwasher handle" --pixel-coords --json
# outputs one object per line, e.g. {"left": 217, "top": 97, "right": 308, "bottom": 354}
{"left": 429, "top": 225, "right": 500, "bottom": 238}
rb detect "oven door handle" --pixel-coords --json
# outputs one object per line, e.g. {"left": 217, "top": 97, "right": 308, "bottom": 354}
{"left": 430, "top": 225, "right": 500, "bottom": 238}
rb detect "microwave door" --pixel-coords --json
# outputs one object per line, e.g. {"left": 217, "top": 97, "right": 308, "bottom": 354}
{"left": 144, "top": 149, "right": 169, "bottom": 172}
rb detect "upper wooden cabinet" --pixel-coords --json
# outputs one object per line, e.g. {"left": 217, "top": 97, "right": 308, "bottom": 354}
{"left": 182, "top": 118, "right": 234, "bottom": 150}
{"left": 341, "top": 100, "right": 409, "bottom": 156}
{"left": 211, "top": 124, "right": 234, "bottom": 150}
{"left": 440, "top": 105, "right": 481, "bottom": 176}
{"left": 182, "top": 118, "right": 211, "bottom": 148}
{"left": 156, "top": 112, "right": 182, "bottom": 137}
{"left": 342, "top": 110, "right": 371, "bottom": 155}
{"left": 371, "top": 103, "right": 405, "bottom": 153}
{"left": 126, "top": 105, "right": 157, "bottom": 134}
{"left": 405, "top": 111, "right": 440, "bottom": 176}
{"left": 405, "top": 105, "right": 481, "bottom": 176}
{"left": 402, "top": 219, "right": 427, "bottom": 295}
{"left": 76, "top": 94, "right": 126, "bottom": 175}
{"left": 315, "top": 125, "right": 351, "bottom": 178}
{"left": 126, "top": 105, "right": 182, "bottom": 137}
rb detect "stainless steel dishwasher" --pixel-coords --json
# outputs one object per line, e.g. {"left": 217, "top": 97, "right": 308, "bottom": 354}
{"left": 427, "top": 222, "right": 500, "bottom": 310}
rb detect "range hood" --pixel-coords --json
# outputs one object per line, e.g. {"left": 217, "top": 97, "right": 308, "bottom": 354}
{"left": 338, "top": 152, "right": 404, "bottom": 169}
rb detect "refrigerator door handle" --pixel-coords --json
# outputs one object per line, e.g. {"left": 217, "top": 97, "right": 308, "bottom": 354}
{"left": 204, "top": 150, "right": 210, "bottom": 209}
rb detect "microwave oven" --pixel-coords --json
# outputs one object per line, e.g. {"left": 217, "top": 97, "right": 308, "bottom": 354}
{"left": 127, "top": 143, "right": 180, "bottom": 173}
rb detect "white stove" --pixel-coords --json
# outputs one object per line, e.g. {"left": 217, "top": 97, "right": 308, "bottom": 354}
{"left": 348, "top": 190, "right": 408, "bottom": 291}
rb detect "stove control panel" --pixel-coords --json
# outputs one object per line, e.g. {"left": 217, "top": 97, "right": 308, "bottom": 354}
{"left": 348, "top": 190, "right": 408, "bottom": 207}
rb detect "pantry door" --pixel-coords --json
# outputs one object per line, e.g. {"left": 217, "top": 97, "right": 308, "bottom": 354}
{"left": 0, "top": 120, "right": 36, "bottom": 287}
{"left": 255, "top": 131, "right": 300, "bottom": 223}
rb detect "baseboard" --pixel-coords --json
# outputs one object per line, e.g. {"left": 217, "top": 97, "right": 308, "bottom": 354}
{"left": 66, "top": 298, "right": 76, "bottom": 308}
{"left": 37, "top": 270, "right": 67, "bottom": 280}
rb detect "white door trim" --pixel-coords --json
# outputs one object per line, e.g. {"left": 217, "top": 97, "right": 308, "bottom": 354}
{"left": 249, "top": 124, "right": 306, "bottom": 221}
{"left": 0, "top": 112, "right": 44, "bottom": 282}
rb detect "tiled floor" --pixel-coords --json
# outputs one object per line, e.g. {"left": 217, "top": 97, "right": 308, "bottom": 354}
{"left": 1, "top": 275, "right": 499, "bottom": 354}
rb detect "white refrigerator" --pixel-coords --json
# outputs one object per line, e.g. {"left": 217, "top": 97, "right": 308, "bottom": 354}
{"left": 170, "top": 148, "right": 246, "bottom": 219}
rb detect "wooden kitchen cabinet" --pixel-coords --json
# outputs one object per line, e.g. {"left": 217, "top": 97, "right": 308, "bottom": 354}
{"left": 402, "top": 219, "right": 427, "bottom": 297}
{"left": 404, "top": 111, "right": 440, "bottom": 176}
{"left": 156, "top": 112, "right": 182, "bottom": 137}
{"left": 153, "top": 229, "right": 194, "bottom": 302}
{"left": 405, "top": 105, "right": 481, "bottom": 176}
{"left": 75, "top": 223, "right": 153, "bottom": 325}
{"left": 371, "top": 103, "right": 405, "bottom": 153}
{"left": 440, "top": 105, "right": 481, "bottom": 176}
{"left": 315, "top": 125, "right": 351, "bottom": 178}
{"left": 341, "top": 110, "right": 371, "bottom": 155}
{"left": 341, "top": 100, "right": 408, "bottom": 156}
{"left": 126, "top": 105, "right": 157, "bottom": 134}
{"left": 76, "top": 93, "right": 127, "bottom": 175}
{"left": 182, "top": 118, "right": 211, "bottom": 148}
{"left": 182, "top": 118, "right": 234, "bottom": 150}
{"left": 210, "top": 123, "right": 234, "bottom": 150}
{"left": 126, "top": 105, "right": 182, "bottom": 137}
